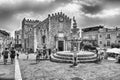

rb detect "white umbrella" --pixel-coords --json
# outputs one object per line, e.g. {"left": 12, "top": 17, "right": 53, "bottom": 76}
{"left": 112, "top": 48, "right": 120, "bottom": 54}
{"left": 106, "top": 48, "right": 115, "bottom": 53}
{"left": 106, "top": 48, "right": 120, "bottom": 54}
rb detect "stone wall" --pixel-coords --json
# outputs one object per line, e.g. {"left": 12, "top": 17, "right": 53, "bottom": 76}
{"left": 35, "top": 18, "right": 49, "bottom": 49}
{"left": 22, "top": 18, "right": 40, "bottom": 52}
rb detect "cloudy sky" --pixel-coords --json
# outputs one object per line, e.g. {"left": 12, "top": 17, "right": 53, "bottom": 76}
{"left": 0, "top": 0, "right": 120, "bottom": 37}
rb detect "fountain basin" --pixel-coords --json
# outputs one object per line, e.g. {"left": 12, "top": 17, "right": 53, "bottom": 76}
{"left": 50, "top": 51, "right": 97, "bottom": 63}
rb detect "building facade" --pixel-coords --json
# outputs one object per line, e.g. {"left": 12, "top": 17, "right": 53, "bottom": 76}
{"left": 82, "top": 26, "right": 120, "bottom": 48}
{"left": 98, "top": 27, "right": 120, "bottom": 48}
{"left": 15, "top": 29, "right": 22, "bottom": 44}
{"left": 21, "top": 12, "right": 85, "bottom": 52}
{"left": 22, "top": 18, "right": 40, "bottom": 52}
{"left": 34, "top": 12, "right": 72, "bottom": 51}
{"left": 0, "top": 30, "right": 10, "bottom": 52}
{"left": 15, "top": 29, "right": 22, "bottom": 48}
{"left": 21, "top": 12, "right": 81, "bottom": 52}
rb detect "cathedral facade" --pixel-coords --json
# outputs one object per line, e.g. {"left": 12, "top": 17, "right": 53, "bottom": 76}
{"left": 34, "top": 12, "right": 72, "bottom": 51}
{"left": 22, "top": 12, "right": 76, "bottom": 52}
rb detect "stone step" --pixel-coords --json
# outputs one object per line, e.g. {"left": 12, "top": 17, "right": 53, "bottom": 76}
{"left": 57, "top": 52, "right": 95, "bottom": 57}
{"left": 53, "top": 53, "right": 97, "bottom": 60}
{"left": 51, "top": 54, "right": 97, "bottom": 63}
{"left": 50, "top": 54, "right": 72, "bottom": 63}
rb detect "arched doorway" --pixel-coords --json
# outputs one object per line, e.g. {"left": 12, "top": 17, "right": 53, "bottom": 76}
{"left": 58, "top": 40, "right": 64, "bottom": 51}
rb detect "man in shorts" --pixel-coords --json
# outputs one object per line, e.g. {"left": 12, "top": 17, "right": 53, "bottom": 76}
{"left": 2, "top": 48, "right": 9, "bottom": 65}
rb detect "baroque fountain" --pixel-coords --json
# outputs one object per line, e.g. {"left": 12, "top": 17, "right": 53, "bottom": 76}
{"left": 50, "top": 17, "right": 98, "bottom": 63}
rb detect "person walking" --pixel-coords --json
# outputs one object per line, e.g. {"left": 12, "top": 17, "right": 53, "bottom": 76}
{"left": 16, "top": 50, "right": 19, "bottom": 59}
{"left": 2, "top": 48, "right": 9, "bottom": 65}
{"left": 73, "top": 47, "right": 78, "bottom": 66}
{"left": 48, "top": 48, "right": 51, "bottom": 59}
{"left": 10, "top": 48, "right": 16, "bottom": 64}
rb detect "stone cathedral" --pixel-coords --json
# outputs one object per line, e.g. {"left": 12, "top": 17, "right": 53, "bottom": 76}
{"left": 22, "top": 12, "right": 79, "bottom": 52}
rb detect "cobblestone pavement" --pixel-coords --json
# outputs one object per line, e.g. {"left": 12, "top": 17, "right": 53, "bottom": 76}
{"left": 19, "top": 54, "right": 120, "bottom": 80}
{"left": 0, "top": 56, "right": 15, "bottom": 80}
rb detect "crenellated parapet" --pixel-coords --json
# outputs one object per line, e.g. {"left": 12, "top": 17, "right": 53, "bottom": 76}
{"left": 48, "top": 12, "right": 71, "bottom": 22}
{"left": 22, "top": 18, "right": 40, "bottom": 26}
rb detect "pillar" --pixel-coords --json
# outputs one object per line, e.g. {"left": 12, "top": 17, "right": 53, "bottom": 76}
{"left": 34, "top": 28, "right": 37, "bottom": 52}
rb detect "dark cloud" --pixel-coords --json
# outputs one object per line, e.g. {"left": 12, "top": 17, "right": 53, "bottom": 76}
{"left": 103, "top": 16, "right": 120, "bottom": 27}
{"left": 0, "top": 0, "right": 72, "bottom": 36}
{"left": 102, "top": 0, "right": 120, "bottom": 9}
{"left": 0, "top": 0, "right": 120, "bottom": 37}
{"left": 80, "top": 15, "right": 104, "bottom": 27}
{"left": 80, "top": 12, "right": 120, "bottom": 28}
{"left": 0, "top": 0, "right": 71, "bottom": 21}
{"left": 81, "top": 4, "right": 102, "bottom": 14}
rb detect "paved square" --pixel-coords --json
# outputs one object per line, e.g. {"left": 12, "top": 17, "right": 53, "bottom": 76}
{"left": 0, "top": 56, "right": 15, "bottom": 80}
{"left": 19, "top": 58, "right": 120, "bottom": 80}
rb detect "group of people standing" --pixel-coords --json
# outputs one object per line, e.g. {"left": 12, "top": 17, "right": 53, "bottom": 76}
{"left": 36, "top": 48, "right": 51, "bottom": 58}
{"left": 1, "top": 47, "right": 19, "bottom": 65}
{"left": 35, "top": 48, "right": 57, "bottom": 63}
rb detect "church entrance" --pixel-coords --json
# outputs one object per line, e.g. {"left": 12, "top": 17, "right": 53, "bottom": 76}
{"left": 58, "top": 41, "right": 64, "bottom": 51}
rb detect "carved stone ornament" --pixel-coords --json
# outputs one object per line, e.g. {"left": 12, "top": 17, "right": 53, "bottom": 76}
{"left": 58, "top": 16, "right": 64, "bottom": 22}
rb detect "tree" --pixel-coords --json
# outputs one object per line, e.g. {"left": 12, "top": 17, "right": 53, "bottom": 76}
{"left": 111, "top": 43, "right": 120, "bottom": 48}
